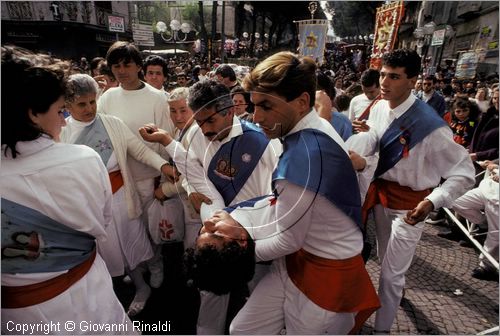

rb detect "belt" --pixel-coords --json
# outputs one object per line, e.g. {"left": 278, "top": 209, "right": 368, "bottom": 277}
{"left": 2, "top": 249, "right": 97, "bottom": 308}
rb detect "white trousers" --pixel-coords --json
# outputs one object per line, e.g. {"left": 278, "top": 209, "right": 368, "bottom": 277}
{"left": 197, "top": 291, "right": 231, "bottom": 335}
{"left": 136, "top": 178, "right": 164, "bottom": 271}
{"left": 230, "top": 258, "right": 355, "bottom": 335}
{"left": 197, "top": 264, "right": 271, "bottom": 335}
{"left": 373, "top": 205, "right": 425, "bottom": 332}
{"left": 453, "top": 186, "right": 499, "bottom": 270}
{"left": 135, "top": 178, "right": 155, "bottom": 222}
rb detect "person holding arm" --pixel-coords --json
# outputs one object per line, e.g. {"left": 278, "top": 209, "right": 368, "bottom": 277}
{"left": 182, "top": 52, "right": 380, "bottom": 335}
{"left": 352, "top": 49, "right": 475, "bottom": 333}
{"left": 61, "top": 74, "right": 178, "bottom": 316}
{"left": 140, "top": 80, "right": 281, "bottom": 335}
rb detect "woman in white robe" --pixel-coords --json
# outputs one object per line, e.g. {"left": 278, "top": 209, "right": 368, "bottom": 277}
{"left": 60, "top": 74, "right": 178, "bottom": 316}
{"left": 1, "top": 46, "right": 134, "bottom": 334}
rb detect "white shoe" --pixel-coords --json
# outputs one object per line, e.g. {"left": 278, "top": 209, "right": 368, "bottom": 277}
{"left": 122, "top": 275, "right": 133, "bottom": 285}
{"left": 127, "top": 286, "right": 151, "bottom": 317}
{"left": 425, "top": 218, "right": 445, "bottom": 225}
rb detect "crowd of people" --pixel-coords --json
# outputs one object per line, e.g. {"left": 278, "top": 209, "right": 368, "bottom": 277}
{"left": 1, "top": 40, "right": 498, "bottom": 335}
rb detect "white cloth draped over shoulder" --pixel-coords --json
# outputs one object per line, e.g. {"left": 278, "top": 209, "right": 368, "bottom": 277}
{"left": 61, "top": 114, "right": 169, "bottom": 275}
{"left": 163, "top": 117, "right": 282, "bottom": 221}
{"left": 1, "top": 136, "right": 133, "bottom": 333}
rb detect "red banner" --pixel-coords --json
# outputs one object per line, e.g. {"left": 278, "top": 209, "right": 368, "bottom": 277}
{"left": 370, "top": 1, "right": 405, "bottom": 69}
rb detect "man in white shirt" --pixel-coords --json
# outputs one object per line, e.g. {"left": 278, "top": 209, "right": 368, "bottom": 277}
{"left": 349, "top": 69, "right": 381, "bottom": 121}
{"left": 153, "top": 87, "right": 203, "bottom": 249}
{"left": 182, "top": 52, "right": 380, "bottom": 335}
{"left": 215, "top": 64, "right": 239, "bottom": 90}
{"left": 139, "top": 79, "right": 280, "bottom": 335}
{"left": 143, "top": 55, "right": 169, "bottom": 97}
{"left": 98, "top": 41, "right": 175, "bottom": 303}
{"left": 453, "top": 163, "right": 499, "bottom": 281}
{"left": 352, "top": 49, "right": 475, "bottom": 333}
{"left": 349, "top": 69, "right": 381, "bottom": 133}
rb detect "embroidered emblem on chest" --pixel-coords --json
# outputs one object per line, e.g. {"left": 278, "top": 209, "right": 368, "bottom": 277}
{"left": 95, "top": 139, "right": 112, "bottom": 153}
{"left": 214, "top": 158, "right": 238, "bottom": 180}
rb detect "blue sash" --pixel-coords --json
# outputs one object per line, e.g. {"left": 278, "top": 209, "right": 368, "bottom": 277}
{"left": 374, "top": 99, "right": 447, "bottom": 178}
{"left": 1, "top": 198, "right": 96, "bottom": 274}
{"left": 225, "top": 195, "right": 274, "bottom": 213}
{"left": 273, "top": 129, "right": 362, "bottom": 230}
{"left": 74, "top": 115, "right": 114, "bottom": 166}
{"left": 208, "top": 120, "right": 269, "bottom": 206}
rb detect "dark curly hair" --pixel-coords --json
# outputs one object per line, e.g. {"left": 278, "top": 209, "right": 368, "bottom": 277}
{"left": 230, "top": 85, "right": 254, "bottom": 113}
{"left": 184, "top": 237, "right": 256, "bottom": 295}
{"left": 382, "top": 49, "right": 421, "bottom": 79}
{"left": 144, "top": 55, "right": 169, "bottom": 77}
{"left": 316, "top": 71, "right": 336, "bottom": 101}
{"left": 188, "top": 79, "right": 233, "bottom": 115}
{"left": 2, "top": 45, "right": 67, "bottom": 158}
{"left": 361, "top": 69, "right": 380, "bottom": 88}
{"left": 106, "top": 41, "right": 143, "bottom": 68}
{"left": 451, "top": 97, "right": 480, "bottom": 122}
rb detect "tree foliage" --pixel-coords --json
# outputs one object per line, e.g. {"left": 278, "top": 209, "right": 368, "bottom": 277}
{"left": 136, "top": 1, "right": 171, "bottom": 29}
{"left": 325, "top": 1, "right": 382, "bottom": 38}
{"left": 235, "top": 1, "right": 328, "bottom": 53}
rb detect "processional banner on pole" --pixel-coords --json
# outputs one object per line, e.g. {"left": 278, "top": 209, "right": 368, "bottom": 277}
{"left": 370, "top": 1, "right": 405, "bottom": 69}
{"left": 296, "top": 19, "right": 329, "bottom": 65}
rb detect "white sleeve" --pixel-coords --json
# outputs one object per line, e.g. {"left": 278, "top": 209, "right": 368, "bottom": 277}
{"left": 123, "top": 122, "right": 168, "bottom": 171}
{"left": 346, "top": 130, "right": 379, "bottom": 202}
{"left": 348, "top": 99, "right": 356, "bottom": 121}
{"left": 250, "top": 180, "right": 316, "bottom": 262}
{"left": 424, "top": 127, "right": 476, "bottom": 209}
{"left": 165, "top": 140, "right": 226, "bottom": 220}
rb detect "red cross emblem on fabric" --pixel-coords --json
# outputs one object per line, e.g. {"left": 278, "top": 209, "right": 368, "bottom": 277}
{"left": 159, "top": 220, "right": 174, "bottom": 240}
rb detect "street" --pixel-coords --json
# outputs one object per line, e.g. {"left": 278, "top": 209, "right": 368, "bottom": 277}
{"left": 114, "top": 220, "right": 499, "bottom": 335}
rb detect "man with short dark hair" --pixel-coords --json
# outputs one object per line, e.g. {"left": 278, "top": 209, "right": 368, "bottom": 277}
{"left": 143, "top": 55, "right": 169, "bottom": 94}
{"left": 98, "top": 42, "right": 175, "bottom": 313}
{"left": 215, "top": 64, "right": 238, "bottom": 90}
{"left": 139, "top": 79, "right": 280, "bottom": 335}
{"left": 349, "top": 69, "right": 381, "bottom": 133}
{"left": 416, "top": 75, "right": 446, "bottom": 117}
{"left": 352, "top": 49, "right": 475, "bottom": 333}
{"left": 178, "top": 52, "right": 380, "bottom": 335}
{"left": 176, "top": 72, "right": 188, "bottom": 87}
{"left": 315, "top": 71, "right": 352, "bottom": 141}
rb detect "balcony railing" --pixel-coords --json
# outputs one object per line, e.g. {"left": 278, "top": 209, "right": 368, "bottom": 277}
{"left": 7, "top": 2, "right": 34, "bottom": 20}
{"left": 456, "top": 2, "right": 481, "bottom": 18}
{"left": 95, "top": 7, "right": 112, "bottom": 27}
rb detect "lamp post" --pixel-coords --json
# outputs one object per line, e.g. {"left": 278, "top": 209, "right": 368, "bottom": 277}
{"left": 437, "top": 25, "right": 455, "bottom": 69}
{"left": 413, "top": 21, "right": 436, "bottom": 75}
{"left": 240, "top": 31, "right": 249, "bottom": 58}
{"left": 254, "top": 32, "right": 261, "bottom": 57}
{"left": 156, "top": 20, "right": 193, "bottom": 58}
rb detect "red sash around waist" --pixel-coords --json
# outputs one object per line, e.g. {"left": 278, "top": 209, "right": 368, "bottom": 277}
{"left": 362, "top": 179, "right": 432, "bottom": 225}
{"left": 2, "top": 249, "right": 96, "bottom": 309}
{"left": 109, "top": 170, "right": 124, "bottom": 194}
{"left": 286, "top": 249, "right": 380, "bottom": 334}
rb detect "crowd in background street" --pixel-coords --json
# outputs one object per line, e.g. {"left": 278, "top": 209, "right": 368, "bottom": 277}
{"left": 1, "top": 40, "right": 498, "bottom": 335}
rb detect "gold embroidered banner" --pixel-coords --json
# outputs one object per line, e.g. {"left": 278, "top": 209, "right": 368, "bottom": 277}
{"left": 370, "top": 1, "right": 405, "bottom": 69}
{"left": 296, "top": 19, "right": 329, "bottom": 65}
